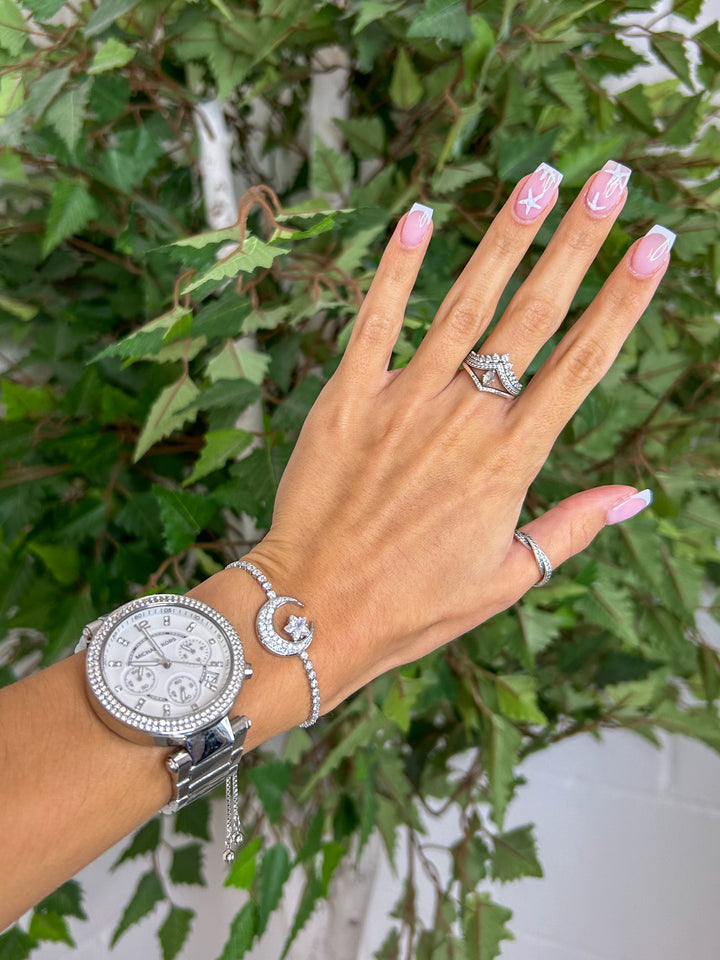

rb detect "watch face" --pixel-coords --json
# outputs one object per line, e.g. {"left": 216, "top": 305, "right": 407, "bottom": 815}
{"left": 85, "top": 595, "right": 247, "bottom": 739}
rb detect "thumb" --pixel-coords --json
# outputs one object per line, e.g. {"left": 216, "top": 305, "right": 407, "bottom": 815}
{"left": 508, "top": 485, "right": 653, "bottom": 592}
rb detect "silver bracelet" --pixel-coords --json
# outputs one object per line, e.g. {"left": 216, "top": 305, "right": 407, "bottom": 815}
{"left": 225, "top": 559, "right": 320, "bottom": 727}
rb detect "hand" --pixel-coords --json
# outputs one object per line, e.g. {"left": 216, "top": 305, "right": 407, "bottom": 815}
{"left": 241, "top": 161, "right": 668, "bottom": 713}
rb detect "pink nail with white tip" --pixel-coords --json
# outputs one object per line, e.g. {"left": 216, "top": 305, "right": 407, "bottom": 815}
{"left": 631, "top": 225, "right": 676, "bottom": 277}
{"left": 514, "top": 162, "right": 563, "bottom": 222}
{"left": 606, "top": 489, "right": 653, "bottom": 525}
{"left": 400, "top": 203, "right": 433, "bottom": 248}
{"left": 584, "top": 160, "right": 631, "bottom": 217}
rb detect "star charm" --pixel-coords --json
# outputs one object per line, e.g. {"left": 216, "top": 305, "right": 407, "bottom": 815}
{"left": 284, "top": 615, "right": 311, "bottom": 642}
{"left": 519, "top": 189, "right": 541, "bottom": 214}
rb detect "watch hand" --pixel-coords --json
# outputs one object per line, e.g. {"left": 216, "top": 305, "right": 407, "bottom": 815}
{"left": 138, "top": 626, "right": 171, "bottom": 667}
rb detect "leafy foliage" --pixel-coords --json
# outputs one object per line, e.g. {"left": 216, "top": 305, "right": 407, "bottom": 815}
{"left": 1, "top": 0, "right": 719, "bottom": 957}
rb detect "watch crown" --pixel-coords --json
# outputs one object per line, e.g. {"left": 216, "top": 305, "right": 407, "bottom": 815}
{"left": 244, "top": 663, "right": 253, "bottom": 679}
{"left": 167, "top": 753, "right": 181, "bottom": 773}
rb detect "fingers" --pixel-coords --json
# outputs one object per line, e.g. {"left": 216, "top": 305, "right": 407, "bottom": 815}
{"left": 501, "top": 485, "right": 652, "bottom": 599}
{"left": 337, "top": 204, "right": 434, "bottom": 390}
{"left": 477, "top": 161, "right": 631, "bottom": 377}
{"left": 400, "top": 163, "right": 563, "bottom": 396}
{"left": 509, "top": 224, "right": 675, "bottom": 455}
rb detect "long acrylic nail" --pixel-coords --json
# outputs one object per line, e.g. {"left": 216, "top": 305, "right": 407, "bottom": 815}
{"left": 630, "top": 225, "right": 676, "bottom": 278}
{"left": 514, "top": 162, "right": 563, "bottom": 223}
{"left": 584, "top": 160, "right": 631, "bottom": 217}
{"left": 400, "top": 202, "right": 433, "bottom": 248}
{"left": 606, "top": 489, "right": 653, "bottom": 525}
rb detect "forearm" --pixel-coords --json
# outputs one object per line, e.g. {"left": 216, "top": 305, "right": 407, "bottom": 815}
{"left": 0, "top": 566, "right": 342, "bottom": 930}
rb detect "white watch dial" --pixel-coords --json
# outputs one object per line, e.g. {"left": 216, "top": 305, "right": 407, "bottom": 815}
{"left": 86, "top": 594, "right": 248, "bottom": 740}
{"left": 101, "top": 604, "right": 233, "bottom": 720}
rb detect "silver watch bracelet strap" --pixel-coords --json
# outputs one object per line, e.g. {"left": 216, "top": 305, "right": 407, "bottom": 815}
{"left": 163, "top": 714, "right": 251, "bottom": 863}
{"left": 225, "top": 559, "right": 320, "bottom": 728}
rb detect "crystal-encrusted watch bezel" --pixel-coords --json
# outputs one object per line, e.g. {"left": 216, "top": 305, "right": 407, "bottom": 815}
{"left": 85, "top": 594, "right": 246, "bottom": 739}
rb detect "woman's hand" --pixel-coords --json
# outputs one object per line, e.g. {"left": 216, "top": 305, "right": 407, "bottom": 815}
{"left": 238, "top": 160, "right": 669, "bottom": 715}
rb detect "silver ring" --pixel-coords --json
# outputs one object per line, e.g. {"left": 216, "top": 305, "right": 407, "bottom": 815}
{"left": 463, "top": 351, "right": 522, "bottom": 399}
{"left": 513, "top": 530, "right": 552, "bottom": 586}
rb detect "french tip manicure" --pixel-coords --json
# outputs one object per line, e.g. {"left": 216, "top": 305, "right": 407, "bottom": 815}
{"left": 647, "top": 224, "right": 676, "bottom": 250}
{"left": 606, "top": 488, "right": 653, "bottom": 525}
{"left": 400, "top": 203, "right": 433, "bottom": 248}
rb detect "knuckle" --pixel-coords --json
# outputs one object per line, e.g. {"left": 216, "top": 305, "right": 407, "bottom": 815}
{"left": 563, "top": 227, "right": 599, "bottom": 255}
{"left": 511, "top": 294, "right": 559, "bottom": 341}
{"left": 356, "top": 308, "right": 398, "bottom": 347}
{"left": 560, "top": 334, "right": 608, "bottom": 387}
{"left": 443, "top": 299, "right": 487, "bottom": 343}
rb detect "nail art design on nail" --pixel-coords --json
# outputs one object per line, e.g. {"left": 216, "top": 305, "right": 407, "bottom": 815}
{"left": 606, "top": 489, "right": 653, "bottom": 525}
{"left": 400, "top": 202, "right": 433, "bottom": 248}
{"left": 585, "top": 160, "right": 631, "bottom": 215}
{"left": 515, "top": 162, "right": 563, "bottom": 222}
{"left": 630, "top": 225, "right": 676, "bottom": 277}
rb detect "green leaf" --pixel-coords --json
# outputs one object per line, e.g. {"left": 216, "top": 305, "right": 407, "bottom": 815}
{"left": 178, "top": 379, "right": 260, "bottom": 419}
{"left": 432, "top": 159, "right": 491, "bottom": 193}
{"left": 0, "top": 72, "right": 24, "bottom": 118}
{"left": 34, "top": 880, "right": 86, "bottom": 920}
{"left": 353, "top": 0, "right": 402, "bottom": 34}
{"left": 0, "top": 926, "right": 37, "bottom": 960}
{"left": 0, "top": 292, "right": 35, "bottom": 320}
{"left": 257, "top": 842, "right": 291, "bottom": 935}
{"left": 406, "top": 0, "right": 472, "bottom": 44}
{"left": 321, "top": 840, "right": 345, "bottom": 896}
{"left": 112, "top": 818, "right": 161, "bottom": 868}
{"left": 381, "top": 676, "right": 427, "bottom": 732}
{"left": 158, "top": 906, "right": 194, "bottom": 960}
{"left": 280, "top": 871, "right": 323, "bottom": 959}
{"left": 24, "top": 0, "right": 68, "bottom": 20}
{"left": 28, "top": 543, "right": 79, "bottom": 586}
{"left": 184, "top": 429, "right": 254, "bottom": 485}
{"left": 179, "top": 237, "right": 287, "bottom": 295}
{"left": 152, "top": 485, "right": 217, "bottom": 554}
{"left": 0, "top": 0, "right": 27, "bottom": 56}
{"left": 206, "top": 341, "right": 270, "bottom": 386}
{"left": 225, "top": 836, "right": 263, "bottom": 890}
{"left": 650, "top": 33, "right": 693, "bottom": 88}
{"left": 310, "top": 136, "right": 353, "bottom": 198}
{"left": 174, "top": 796, "right": 211, "bottom": 841}
{"left": 110, "top": 870, "right": 164, "bottom": 946}
{"left": 248, "top": 761, "right": 291, "bottom": 824}
{"left": 389, "top": 48, "right": 423, "bottom": 111}
{"left": 335, "top": 116, "right": 385, "bottom": 159}
{"left": 462, "top": 893, "right": 514, "bottom": 960}
{"left": 42, "top": 181, "right": 99, "bottom": 259}
{"left": 216, "top": 902, "right": 257, "bottom": 960}
{"left": 84, "top": 0, "right": 140, "bottom": 37}
{"left": 496, "top": 675, "right": 548, "bottom": 725}
{"left": 89, "top": 37, "right": 137, "bottom": 74}
{"left": 27, "top": 912, "right": 73, "bottom": 945}
{"left": 490, "top": 824, "right": 544, "bottom": 882}
{"left": 1, "top": 380, "right": 54, "bottom": 420}
{"left": 169, "top": 843, "right": 205, "bottom": 886}
{"left": 45, "top": 81, "right": 91, "bottom": 154}
{"left": 649, "top": 702, "right": 720, "bottom": 753}
{"left": 486, "top": 716, "right": 522, "bottom": 829}
{"left": 134, "top": 377, "right": 200, "bottom": 462}
{"left": 270, "top": 377, "right": 323, "bottom": 432}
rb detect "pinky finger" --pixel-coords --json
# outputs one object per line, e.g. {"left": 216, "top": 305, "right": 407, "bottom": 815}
{"left": 505, "top": 485, "right": 653, "bottom": 597}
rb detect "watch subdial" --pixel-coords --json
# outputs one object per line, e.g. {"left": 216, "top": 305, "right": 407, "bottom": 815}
{"left": 123, "top": 665, "right": 157, "bottom": 694}
{"left": 167, "top": 674, "right": 199, "bottom": 706}
{"left": 177, "top": 635, "right": 211, "bottom": 665}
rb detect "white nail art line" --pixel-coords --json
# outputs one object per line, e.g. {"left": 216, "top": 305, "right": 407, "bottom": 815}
{"left": 602, "top": 160, "right": 632, "bottom": 199}
{"left": 646, "top": 224, "right": 677, "bottom": 262}
{"left": 536, "top": 161, "right": 563, "bottom": 198}
{"left": 410, "top": 202, "right": 434, "bottom": 227}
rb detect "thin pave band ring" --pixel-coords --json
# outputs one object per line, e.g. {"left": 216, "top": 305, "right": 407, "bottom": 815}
{"left": 463, "top": 351, "right": 523, "bottom": 400}
{"left": 513, "top": 530, "right": 553, "bottom": 586}
{"left": 225, "top": 559, "right": 320, "bottom": 727}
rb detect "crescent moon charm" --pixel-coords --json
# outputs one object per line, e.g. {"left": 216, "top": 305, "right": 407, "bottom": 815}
{"left": 256, "top": 596, "right": 314, "bottom": 657}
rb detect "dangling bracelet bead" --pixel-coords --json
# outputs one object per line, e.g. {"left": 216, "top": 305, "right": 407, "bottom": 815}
{"left": 225, "top": 559, "right": 320, "bottom": 727}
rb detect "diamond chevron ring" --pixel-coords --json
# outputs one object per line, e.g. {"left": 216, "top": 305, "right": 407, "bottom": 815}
{"left": 225, "top": 559, "right": 320, "bottom": 727}
{"left": 513, "top": 530, "right": 553, "bottom": 587}
{"left": 462, "top": 351, "right": 523, "bottom": 399}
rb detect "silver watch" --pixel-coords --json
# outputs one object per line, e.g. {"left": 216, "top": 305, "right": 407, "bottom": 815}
{"left": 75, "top": 593, "right": 253, "bottom": 861}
